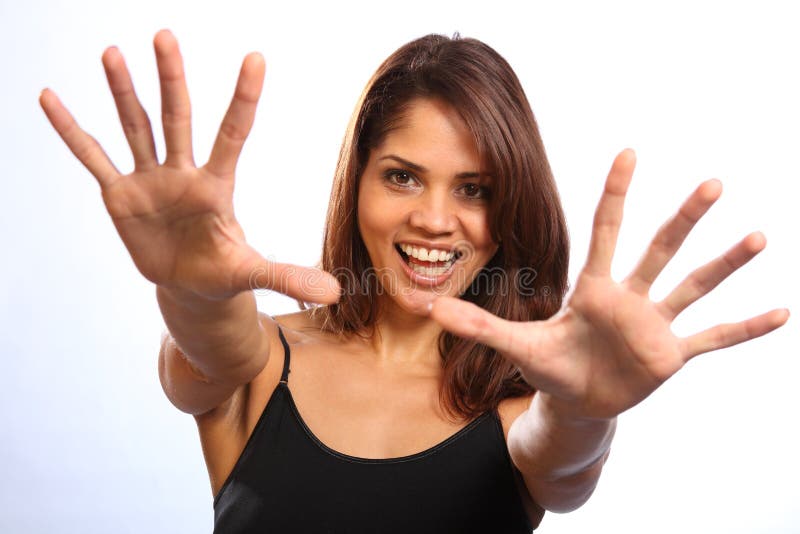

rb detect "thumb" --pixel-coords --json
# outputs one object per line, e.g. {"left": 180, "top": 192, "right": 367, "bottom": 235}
{"left": 232, "top": 251, "right": 342, "bottom": 304}
{"left": 428, "top": 296, "right": 534, "bottom": 366}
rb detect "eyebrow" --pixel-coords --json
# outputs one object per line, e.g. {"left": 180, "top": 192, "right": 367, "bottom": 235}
{"left": 378, "top": 154, "right": 486, "bottom": 180}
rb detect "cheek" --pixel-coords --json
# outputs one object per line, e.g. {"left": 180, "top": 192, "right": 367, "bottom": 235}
{"left": 357, "top": 181, "right": 395, "bottom": 244}
{"left": 463, "top": 211, "right": 495, "bottom": 250}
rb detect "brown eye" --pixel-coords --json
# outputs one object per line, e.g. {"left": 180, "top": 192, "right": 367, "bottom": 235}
{"left": 383, "top": 169, "right": 417, "bottom": 187}
{"left": 464, "top": 184, "right": 480, "bottom": 196}
{"left": 461, "top": 183, "right": 489, "bottom": 199}
{"left": 394, "top": 171, "right": 411, "bottom": 184}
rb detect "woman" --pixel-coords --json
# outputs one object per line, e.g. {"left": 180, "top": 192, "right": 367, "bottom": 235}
{"left": 39, "top": 30, "right": 788, "bottom": 532}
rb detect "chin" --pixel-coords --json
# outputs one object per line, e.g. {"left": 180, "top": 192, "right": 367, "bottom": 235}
{"left": 385, "top": 281, "right": 460, "bottom": 318}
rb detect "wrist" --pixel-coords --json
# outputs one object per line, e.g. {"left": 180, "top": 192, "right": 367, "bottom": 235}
{"left": 510, "top": 393, "right": 617, "bottom": 481}
{"left": 535, "top": 392, "right": 617, "bottom": 427}
{"left": 157, "top": 284, "right": 202, "bottom": 305}
{"left": 157, "top": 283, "right": 252, "bottom": 311}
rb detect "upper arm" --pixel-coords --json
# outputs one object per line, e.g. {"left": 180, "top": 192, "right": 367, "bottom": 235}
{"left": 157, "top": 313, "right": 274, "bottom": 416}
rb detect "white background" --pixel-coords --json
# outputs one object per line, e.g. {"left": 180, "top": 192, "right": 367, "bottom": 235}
{"left": 1, "top": 0, "right": 798, "bottom": 532}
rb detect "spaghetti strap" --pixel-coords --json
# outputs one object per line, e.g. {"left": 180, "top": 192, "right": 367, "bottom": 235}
{"left": 275, "top": 324, "right": 291, "bottom": 384}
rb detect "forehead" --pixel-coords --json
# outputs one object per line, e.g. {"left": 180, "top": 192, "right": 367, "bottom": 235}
{"left": 372, "top": 98, "right": 483, "bottom": 173}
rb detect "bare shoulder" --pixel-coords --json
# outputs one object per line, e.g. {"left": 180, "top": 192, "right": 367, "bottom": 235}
{"left": 271, "top": 307, "right": 329, "bottom": 341}
{"left": 195, "top": 308, "right": 319, "bottom": 424}
{"left": 496, "top": 392, "right": 534, "bottom": 441}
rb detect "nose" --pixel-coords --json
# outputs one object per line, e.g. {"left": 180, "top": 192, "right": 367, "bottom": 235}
{"left": 407, "top": 190, "right": 458, "bottom": 236}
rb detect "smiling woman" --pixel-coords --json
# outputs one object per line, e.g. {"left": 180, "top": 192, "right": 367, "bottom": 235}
{"left": 38, "top": 28, "right": 788, "bottom": 534}
{"left": 317, "top": 36, "right": 570, "bottom": 424}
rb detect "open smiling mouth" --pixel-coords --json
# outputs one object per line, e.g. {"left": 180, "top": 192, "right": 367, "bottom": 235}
{"left": 394, "top": 243, "right": 463, "bottom": 279}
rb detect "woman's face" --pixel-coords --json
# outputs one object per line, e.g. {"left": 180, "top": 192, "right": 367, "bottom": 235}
{"left": 357, "top": 97, "right": 499, "bottom": 316}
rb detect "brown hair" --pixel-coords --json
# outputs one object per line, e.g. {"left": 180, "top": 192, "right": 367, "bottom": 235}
{"left": 310, "top": 33, "right": 569, "bottom": 421}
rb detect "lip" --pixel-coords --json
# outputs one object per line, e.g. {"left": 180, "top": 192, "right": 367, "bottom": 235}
{"left": 395, "top": 246, "right": 458, "bottom": 288}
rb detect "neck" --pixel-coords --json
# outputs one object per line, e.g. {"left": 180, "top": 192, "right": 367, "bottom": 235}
{"left": 360, "top": 296, "right": 444, "bottom": 374}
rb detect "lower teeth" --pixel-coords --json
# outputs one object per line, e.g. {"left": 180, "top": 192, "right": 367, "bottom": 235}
{"left": 410, "top": 262, "right": 452, "bottom": 276}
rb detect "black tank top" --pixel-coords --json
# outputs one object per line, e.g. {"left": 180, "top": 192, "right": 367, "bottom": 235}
{"left": 213, "top": 326, "right": 535, "bottom": 533}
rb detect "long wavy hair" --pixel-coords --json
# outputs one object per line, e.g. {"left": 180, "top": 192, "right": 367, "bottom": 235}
{"left": 308, "top": 33, "right": 570, "bottom": 421}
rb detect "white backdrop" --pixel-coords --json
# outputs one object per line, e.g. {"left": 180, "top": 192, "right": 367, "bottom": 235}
{"left": 1, "top": 0, "right": 798, "bottom": 532}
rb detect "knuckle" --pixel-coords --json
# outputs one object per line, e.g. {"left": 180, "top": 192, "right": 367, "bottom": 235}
{"left": 121, "top": 119, "right": 148, "bottom": 137}
{"left": 121, "top": 109, "right": 153, "bottom": 137}
{"left": 685, "top": 272, "right": 709, "bottom": 296}
{"left": 714, "top": 329, "right": 729, "bottom": 348}
{"left": 75, "top": 135, "right": 100, "bottom": 163}
{"left": 657, "top": 299, "right": 678, "bottom": 319}
{"left": 161, "top": 109, "right": 191, "bottom": 127}
{"left": 219, "top": 119, "right": 247, "bottom": 143}
{"left": 651, "top": 226, "right": 677, "bottom": 251}
{"left": 233, "top": 88, "right": 259, "bottom": 105}
{"left": 720, "top": 253, "right": 737, "bottom": 273}
{"left": 677, "top": 204, "right": 701, "bottom": 225}
{"left": 470, "top": 313, "right": 492, "bottom": 340}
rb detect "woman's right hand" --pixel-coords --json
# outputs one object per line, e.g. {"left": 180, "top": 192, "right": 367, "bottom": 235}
{"left": 40, "top": 30, "right": 340, "bottom": 303}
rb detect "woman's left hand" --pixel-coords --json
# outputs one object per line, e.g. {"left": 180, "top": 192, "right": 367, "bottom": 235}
{"left": 429, "top": 149, "right": 789, "bottom": 421}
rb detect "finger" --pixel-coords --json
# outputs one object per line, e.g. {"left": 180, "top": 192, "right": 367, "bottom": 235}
{"left": 625, "top": 179, "right": 722, "bottom": 294}
{"left": 206, "top": 53, "right": 265, "bottom": 178}
{"left": 101, "top": 46, "right": 158, "bottom": 170}
{"left": 242, "top": 256, "right": 342, "bottom": 305}
{"left": 659, "top": 232, "right": 766, "bottom": 320}
{"left": 428, "top": 296, "right": 535, "bottom": 367}
{"left": 681, "top": 308, "right": 789, "bottom": 359}
{"left": 154, "top": 29, "right": 194, "bottom": 166}
{"left": 584, "top": 149, "right": 636, "bottom": 277}
{"left": 39, "top": 88, "right": 120, "bottom": 187}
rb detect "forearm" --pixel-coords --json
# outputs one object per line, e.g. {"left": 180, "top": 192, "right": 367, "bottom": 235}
{"left": 508, "top": 393, "right": 616, "bottom": 512}
{"left": 156, "top": 285, "right": 269, "bottom": 383}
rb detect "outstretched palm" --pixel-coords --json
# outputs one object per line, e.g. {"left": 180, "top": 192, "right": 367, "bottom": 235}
{"left": 40, "top": 30, "right": 339, "bottom": 303}
{"left": 431, "top": 150, "right": 788, "bottom": 420}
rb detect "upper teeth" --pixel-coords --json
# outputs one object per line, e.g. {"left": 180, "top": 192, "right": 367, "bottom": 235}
{"left": 400, "top": 244, "right": 455, "bottom": 262}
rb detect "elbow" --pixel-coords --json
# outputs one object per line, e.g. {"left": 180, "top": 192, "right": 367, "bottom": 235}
{"left": 535, "top": 479, "right": 599, "bottom": 514}
{"left": 526, "top": 449, "right": 610, "bottom": 514}
{"left": 157, "top": 331, "right": 260, "bottom": 416}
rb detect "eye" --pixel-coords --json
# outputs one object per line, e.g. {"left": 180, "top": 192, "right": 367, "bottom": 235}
{"left": 459, "top": 183, "right": 491, "bottom": 200}
{"left": 383, "top": 169, "right": 418, "bottom": 188}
